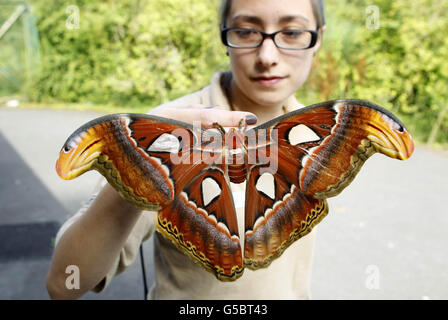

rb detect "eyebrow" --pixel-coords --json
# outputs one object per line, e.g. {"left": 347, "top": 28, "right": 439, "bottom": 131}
{"left": 230, "top": 14, "right": 311, "bottom": 26}
{"left": 230, "top": 15, "right": 263, "bottom": 25}
{"left": 279, "top": 15, "right": 310, "bottom": 24}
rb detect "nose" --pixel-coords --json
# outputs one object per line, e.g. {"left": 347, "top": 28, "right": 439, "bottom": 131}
{"left": 255, "top": 37, "right": 279, "bottom": 69}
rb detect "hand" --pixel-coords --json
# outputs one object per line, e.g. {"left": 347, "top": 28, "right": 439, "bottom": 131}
{"left": 150, "top": 104, "right": 258, "bottom": 128}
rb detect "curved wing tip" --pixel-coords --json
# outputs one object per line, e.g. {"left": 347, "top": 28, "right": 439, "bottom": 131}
{"left": 401, "top": 134, "right": 415, "bottom": 160}
{"left": 55, "top": 159, "right": 67, "bottom": 179}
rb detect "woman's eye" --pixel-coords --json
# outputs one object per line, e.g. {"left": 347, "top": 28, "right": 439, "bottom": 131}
{"left": 282, "top": 30, "right": 302, "bottom": 38}
{"left": 236, "top": 30, "right": 256, "bottom": 38}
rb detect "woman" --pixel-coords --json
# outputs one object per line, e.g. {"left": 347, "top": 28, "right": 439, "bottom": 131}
{"left": 47, "top": 0, "right": 326, "bottom": 299}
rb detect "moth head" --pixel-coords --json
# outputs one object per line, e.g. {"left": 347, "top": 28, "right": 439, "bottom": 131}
{"left": 365, "top": 110, "right": 414, "bottom": 160}
{"left": 56, "top": 128, "right": 105, "bottom": 180}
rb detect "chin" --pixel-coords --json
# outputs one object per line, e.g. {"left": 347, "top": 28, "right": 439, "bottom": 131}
{"left": 250, "top": 88, "right": 294, "bottom": 108}
{"left": 253, "top": 97, "right": 288, "bottom": 109}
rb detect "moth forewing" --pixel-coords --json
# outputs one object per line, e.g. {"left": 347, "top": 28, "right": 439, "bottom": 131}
{"left": 200, "top": 127, "right": 225, "bottom": 165}
{"left": 167, "top": 127, "right": 195, "bottom": 165}
{"left": 246, "top": 128, "right": 278, "bottom": 175}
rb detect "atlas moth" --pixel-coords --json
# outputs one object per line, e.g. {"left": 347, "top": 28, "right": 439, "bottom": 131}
{"left": 56, "top": 99, "right": 414, "bottom": 281}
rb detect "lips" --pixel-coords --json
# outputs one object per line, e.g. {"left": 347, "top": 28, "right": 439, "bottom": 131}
{"left": 251, "top": 75, "right": 286, "bottom": 87}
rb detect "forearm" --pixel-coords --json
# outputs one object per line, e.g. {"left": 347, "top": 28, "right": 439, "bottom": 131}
{"left": 46, "top": 184, "right": 142, "bottom": 299}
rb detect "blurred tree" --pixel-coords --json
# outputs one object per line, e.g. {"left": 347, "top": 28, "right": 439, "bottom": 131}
{"left": 21, "top": 0, "right": 448, "bottom": 144}
{"left": 300, "top": 0, "right": 448, "bottom": 144}
{"left": 30, "top": 0, "right": 226, "bottom": 107}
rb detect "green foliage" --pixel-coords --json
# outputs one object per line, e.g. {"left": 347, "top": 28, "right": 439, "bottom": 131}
{"left": 299, "top": 0, "right": 448, "bottom": 144}
{"left": 4, "top": 0, "right": 447, "bottom": 144}
{"left": 29, "top": 0, "right": 226, "bottom": 107}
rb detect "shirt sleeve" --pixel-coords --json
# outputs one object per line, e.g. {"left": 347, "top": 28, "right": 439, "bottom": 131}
{"left": 54, "top": 178, "right": 157, "bottom": 294}
{"left": 92, "top": 210, "right": 156, "bottom": 293}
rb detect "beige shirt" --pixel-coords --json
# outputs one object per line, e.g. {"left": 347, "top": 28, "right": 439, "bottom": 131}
{"left": 56, "top": 71, "right": 317, "bottom": 300}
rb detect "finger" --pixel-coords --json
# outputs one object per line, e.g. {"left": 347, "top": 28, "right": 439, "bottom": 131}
{"left": 150, "top": 107, "right": 257, "bottom": 128}
{"left": 199, "top": 109, "right": 258, "bottom": 128}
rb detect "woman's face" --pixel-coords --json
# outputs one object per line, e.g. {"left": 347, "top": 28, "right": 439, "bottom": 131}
{"left": 226, "top": 0, "right": 321, "bottom": 107}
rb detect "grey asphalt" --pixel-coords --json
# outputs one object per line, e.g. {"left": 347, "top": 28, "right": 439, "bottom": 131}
{"left": 0, "top": 107, "right": 447, "bottom": 300}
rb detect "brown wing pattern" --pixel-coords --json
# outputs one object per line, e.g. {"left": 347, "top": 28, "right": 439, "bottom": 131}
{"left": 244, "top": 164, "right": 328, "bottom": 269}
{"left": 56, "top": 113, "right": 244, "bottom": 280}
{"left": 56, "top": 99, "right": 414, "bottom": 281}
{"left": 56, "top": 114, "right": 195, "bottom": 210}
{"left": 243, "top": 99, "right": 414, "bottom": 268}
{"left": 157, "top": 167, "right": 243, "bottom": 281}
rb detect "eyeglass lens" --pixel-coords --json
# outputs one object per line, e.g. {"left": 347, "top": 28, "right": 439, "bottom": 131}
{"left": 226, "top": 29, "right": 313, "bottom": 49}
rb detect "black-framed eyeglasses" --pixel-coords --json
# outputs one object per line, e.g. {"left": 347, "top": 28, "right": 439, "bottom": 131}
{"left": 221, "top": 27, "right": 318, "bottom": 50}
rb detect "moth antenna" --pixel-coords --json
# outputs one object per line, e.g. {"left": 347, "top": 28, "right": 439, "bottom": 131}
{"left": 213, "top": 122, "right": 226, "bottom": 135}
{"left": 238, "top": 118, "right": 247, "bottom": 131}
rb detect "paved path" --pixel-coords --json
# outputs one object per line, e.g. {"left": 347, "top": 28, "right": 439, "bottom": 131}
{"left": 0, "top": 108, "right": 152, "bottom": 300}
{"left": 0, "top": 107, "right": 447, "bottom": 299}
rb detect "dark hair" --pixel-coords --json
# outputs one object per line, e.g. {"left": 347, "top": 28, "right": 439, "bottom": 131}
{"left": 220, "top": 0, "right": 325, "bottom": 29}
